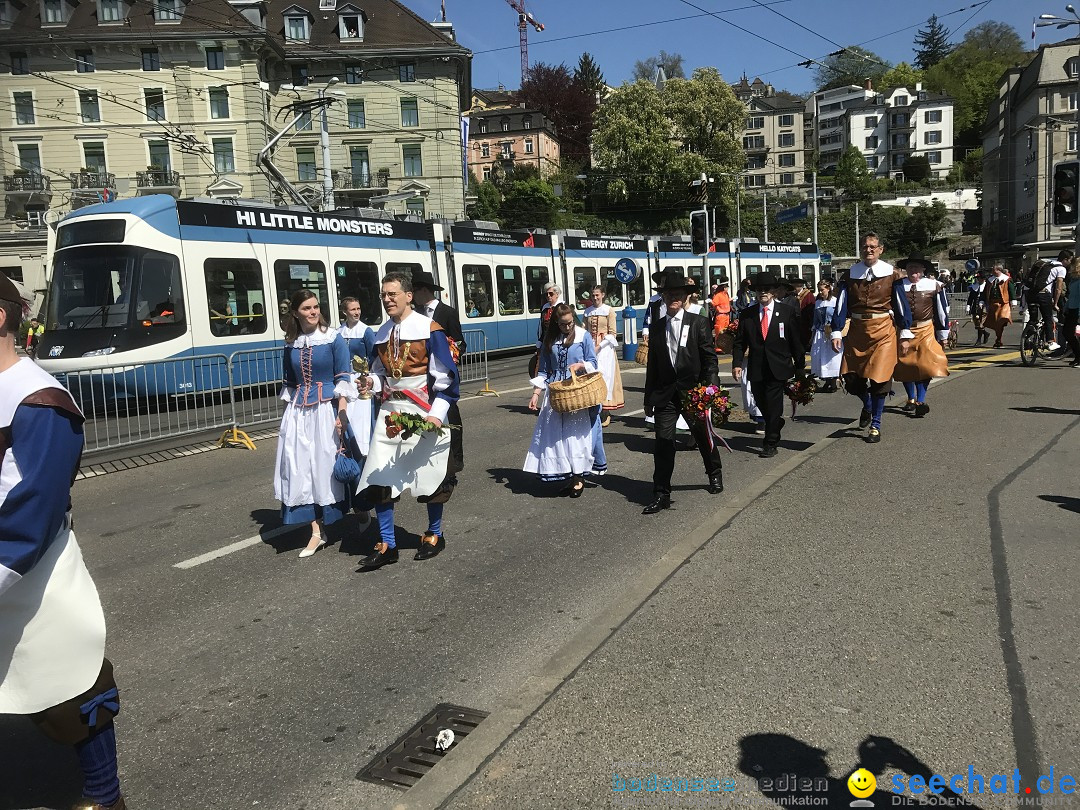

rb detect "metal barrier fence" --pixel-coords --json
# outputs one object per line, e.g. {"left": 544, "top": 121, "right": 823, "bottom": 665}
{"left": 53, "top": 330, "right": 493, "bottom": 456}
{"left": 947, "top": 293, "right": 971, "bottom": 321}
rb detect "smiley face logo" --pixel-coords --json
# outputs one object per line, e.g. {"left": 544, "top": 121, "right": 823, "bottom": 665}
{"left": 848, "top": 768, "right": 876, "bottom": 798}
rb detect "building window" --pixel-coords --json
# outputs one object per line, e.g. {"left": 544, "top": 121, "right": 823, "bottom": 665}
{"left": 891, "top": 134, "right": 908, "bottom": 148}
{"left": 212, "top": 138, "right": 234, "bottom": 173}
{"left": 1070, "top": 58, "right": 1080, "bottom": 78}
{"left": 209, "top": 86, "right": 229, "bottom": 119}
{"left": 482, "top": 166, "right": 491, "bottom": 181}
{"left": 926, "top": 151, "right": 942, "bottom": 164}
{"left": 17, "top": 143, "right": 41, "bottom": 172}
{"left": 866, "top": 155, "right": 879, "bottom": 169}
{"left": 523, "top": 117, "right": 531, "bottom": 129}
{"left": 286, "top": 15, "right": 309, "bottom": 40}
{"left": 142, "top": 48, "right": 160, "bottom": 71}
{"left": 290, "top": 64, "right": 309, "bottom": 87}
{"left": 347, "top": 98, "right": 365, "bottom": 128}
{"left": 924, "top": 109, "right": 942, "bottom": 124}
{"left": 13, "top": 92, "right": 34, "bottom": 124}
{"left": 892, "top": 113, "right": 908, "bottom": 127}
{"left": 1071, "top": 129, "right": 1078, "bottom": 152}
{"left": 75, "top": 50, "right": 94, "bottom": 72}
{"left": 743, "top": 174, "right": 765, "bottom": 188}
{"left": 349, "top": 146, "right": 369, "bottom": 182}
{"left": 480, "top": 143, "right": 490, "bottom": 158}
{"left": 154, "top": 0, "right": 179, "bottom": 21}
{"left": 401, "top": 98, "right": 418, "bottom": 127}
{"left": 746, "top": 116, "right": 765, "bottom": 129}
{"left": 399, "top": 63, "right": 415, "bottom": 82}
{"left": 145, "top": 88, "right": 165, "bottom": 121}
{"left": 99, "top": 0, "right": 122, "bottom": 20}
{"left": 778, "top": 114, "right": 794, "bottom": 127}
{"left": 778, "top": 153, "right": 795, "bottom": 167}
{"left": 148, "top": 139, "right": 171, "bottom": 171}
{"left": 402, "top": 144, "right": 422, "bottom": 177}
{"left": 11, "top": 51, "right": 28, "bottom": 74}
{"left": 406, "top": 198, "right": 424, "bottom": 217}
{"left": 743, "top": 135, "right": 765, "bottom": 149}
{"left": 43, "top": 0, "right": 64, "bottom": 23}
{"left": 891, "top": 153, "right": 906, "bottom": 168}
{"left": 865, "top": 135, "right": 878, "bottom": 149}
{"left": 778, "top": 133, "right": 795, "bottom": 147}
{"left": 894, "top": 95, "right": 908, "bottom": 106}
{"left": 83, "top": 141, "right": 106, "bottom": 173}
{"left": 206, "top": 47, "right": 224, "bottom": 70}
{"left": 779, "top": 173, "right": 795, "bottom": 185}
{"left": 346, "top": 65, "right": 362, "bottom": 84}
{"left": 501, "top": 117, "right": 510, "bottom": 132}
{"left": 864, "top": 116, "right": 878, "bottom": 128}
{"left": 924, "top": 130, "right": 942, "bottom": 145}
{"left": 296, "top": 109, "right": 312, "bottom": 130}
{"left": 499, "top": 141, "right": 512, "bottom": 159}
{"left": 524, "top": 138, "right": 534, "bottom": 155}
{"left": 1070, "top": 92, "right": 1078, "bottom": 112}
{"left": 296, "top": 147, "right": 317, "bottom": 182}
{"left": 79, "top": 90, "right": 100, "bottom": 122}
{"left": 479, "top": 121, "right": 487, "bottom": 133}
{"left": 746, "top": 155, "right": 765, "bottom": 170}
{"left": 339, "top": 13, "right": 362, "bottom": 38}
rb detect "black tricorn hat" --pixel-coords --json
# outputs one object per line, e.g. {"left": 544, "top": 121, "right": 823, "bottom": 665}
{"left": 410, "top": 270, "right": 444, "bottom": 291}
{"left": 896, "top": 254, "right": 935, "bottom": 275}
{"left": 752, "top": 273, "right": 790, "bottom": 293}
{"left": 656, "top": 268, "right": 698, "bottom": 292}
{"left": 651, "top": 269, "right": 665, "bottom": 283}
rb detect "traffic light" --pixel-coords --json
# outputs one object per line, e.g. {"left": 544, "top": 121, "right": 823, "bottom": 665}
{"left": 1053, "top": 161, "right": 1079, "bottom": 227}
{"left": 691, "top": 210, "right": 710, "bottom": 256}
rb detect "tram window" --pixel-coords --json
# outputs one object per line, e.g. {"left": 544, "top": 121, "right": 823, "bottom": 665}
{"left": 744, "top": 264, "right": 763, "bottom": 276}
{"left": 765, "top": 264, "right": 782, "bottom": 276}
{"left": 600, "top": 267, "right": 623, "bottom": 307}
{"left": 205, "top": 258, "right": 264, "bottom": 337}
{"left": 802, "top": 264, "right": 816, "bottom": 282}
{"left": 710, "top": 265, "right": 729, "bottom": 286}
{"left": 687, "top": 265, "right": 704, "bottom": 290}
{"left": 783, "top": 265, "right": 799, "bottom": 280}
{"left": 525, "top": 265, "right": 549, "bottom": 313}
{"left": 139, "top": 254, "right": 185, "bottom": 326}
{"left": 627, "top": 273, "right": 646, "bottom": 306}
{"left": 274, "top": 259, "right": 328, "bottom": 330}
{"left": 385, "top": 261, "right": 422, "bottom": 281}
{"left": 461, "top": 264, "right": 493, "bottom": 318}
{"left": 334, "top": 260, "right": 382, "bottom": 325}
{"left": 572, "top": 266, "right": 597, "bottom": 310}
{"left": 496, "top": 265, "right": 524, "bottom": 315}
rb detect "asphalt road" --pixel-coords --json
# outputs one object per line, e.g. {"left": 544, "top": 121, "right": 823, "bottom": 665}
{"left": 4, "top": 344, "right": 1072, "bottom": 810}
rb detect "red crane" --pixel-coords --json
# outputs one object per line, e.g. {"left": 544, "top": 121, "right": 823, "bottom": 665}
{"left": 505, "top": 0, "right": 544, "bottom": 85}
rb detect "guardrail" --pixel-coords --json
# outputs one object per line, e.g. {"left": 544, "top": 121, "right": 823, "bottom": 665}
{"left": 458, "top": 328, "right": 496, "bottom": 394}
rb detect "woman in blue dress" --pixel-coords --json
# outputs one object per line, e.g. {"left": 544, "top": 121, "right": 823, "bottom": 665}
{"left": 523, "top": 303, "right": 607, "bottom": 497}
{"left": 274, "top": 289, "right": 356, "bottom": 558}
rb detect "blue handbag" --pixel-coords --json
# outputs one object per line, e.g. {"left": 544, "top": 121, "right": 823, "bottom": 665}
{"left": 333, "top": 423, "right": 362, "bottom": 486}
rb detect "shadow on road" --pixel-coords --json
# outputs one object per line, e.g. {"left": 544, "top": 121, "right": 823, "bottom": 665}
{"left": 1010, "top": 406, "right": 1080, "bottom": 416}
{"left": 1038, "top": 494, "right": 1080, "bottom": 514}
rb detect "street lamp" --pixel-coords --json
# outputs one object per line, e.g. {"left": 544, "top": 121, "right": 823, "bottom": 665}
{"left": 1037, "top": 5, "right": 1080, "bottom": 252}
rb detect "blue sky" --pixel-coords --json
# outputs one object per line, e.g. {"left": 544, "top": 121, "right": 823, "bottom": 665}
{"left": 402, "top": 0, "right": 1043, "bottom": 95}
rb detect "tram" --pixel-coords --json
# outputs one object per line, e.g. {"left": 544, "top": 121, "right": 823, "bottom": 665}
{"left": 36, "top": 195, "right": 822, "bottom": 392}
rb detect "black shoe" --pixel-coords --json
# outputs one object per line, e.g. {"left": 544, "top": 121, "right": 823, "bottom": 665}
{"left": 866, "top": 427, "right": 881, "bottom": 443}
{"left": 901, "top": 399, "right": 916, "bottom": 413}
{"left": 360, "top": 543, "right": 399, "bottom": 568}
{"left": 415, "top": 533, "right": 445, "bottom": 560}
{"left": 914, "top": 402, "right": 930, "bottom": 418}
{"left": 707, "top": 473, "right": 724, "bottom": 494}
{"left": 1070, "top": 360, "right": 1080, "bottom": 368}
{"left": 642, "top": 494, "right": 671, "bottom": 515}
{"left": 759, "top": 446, "right": 778, "bottom": 458}
{"left": 859, "top": 409, "right": 872, "bottom": 428}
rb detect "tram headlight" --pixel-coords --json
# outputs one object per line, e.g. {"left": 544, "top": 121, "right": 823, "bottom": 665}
{"left": 81, "top": 347, "right": 116, "bottom": 357}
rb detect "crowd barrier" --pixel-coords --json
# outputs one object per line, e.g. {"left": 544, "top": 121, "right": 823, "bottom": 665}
{"left": 53, "top": 333, "right": 493, "bottom": 456}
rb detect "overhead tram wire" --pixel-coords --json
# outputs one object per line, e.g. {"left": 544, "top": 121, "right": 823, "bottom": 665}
{"left": 745, "top": 0, "right": 889, "bottom": 68}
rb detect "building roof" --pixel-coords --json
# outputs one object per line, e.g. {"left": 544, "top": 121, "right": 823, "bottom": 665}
{"left": 473, "top": 87, "right": 520, "bottom": 107}
{"left": 747, "top": 95, "right": 801, "bottom": 113}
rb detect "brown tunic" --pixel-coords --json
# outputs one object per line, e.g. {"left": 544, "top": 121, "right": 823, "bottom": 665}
{"left": 839, "top": 264, "right": 904, "bottom": 384}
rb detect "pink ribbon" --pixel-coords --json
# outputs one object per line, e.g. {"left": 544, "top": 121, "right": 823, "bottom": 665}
{"left": 704, "top": 408, "right": 734, "bottom": 454}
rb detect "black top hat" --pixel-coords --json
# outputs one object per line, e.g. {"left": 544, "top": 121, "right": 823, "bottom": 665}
{"left": 896, "top": 254, "right": 935, "bottom": 275}
{"left": 410, "top": 270, "right": 444, "bottom": 291}
{"left": 656, "top": 268, "right": 698, "bottom": 292}
{"left": 752, "top": 273, "right": 789, "bottom": 293}
{"left": 651, "top": 269, "right": 665, "bottom": 283}
{"left": 786, "top": 275, "right": 807, "bottom": 287}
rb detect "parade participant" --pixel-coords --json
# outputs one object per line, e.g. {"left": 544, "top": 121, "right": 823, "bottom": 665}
{"left": 642, "top": 270, "right": 723, "bottom": 514}
{"left": 0, "top": 273, "right": 127, "bottom": 810}
{"left": 24, "top": 316, "right": 43, "bottom": 358}
{"left": 983, "top": 262, "right": 1017, "bottom": 349}
{"left": 731, "top": 274, "right": 806, "bottom": 458}
{"left": 734, "top": 278, "right": 755, "bottom": 317}
{"left": 276, "top": 290, "right": 355, "bottom": 558}
{"left": 338, "top": 297, "right": 376, "bottom": 363}
{"left": 355, "top": 272, "right": 459, "bottom": 567}
{"left": 789, "top": 277, "right": 816, "bottom": 345}
{"left": 1064, "top": 258, "right": 1080, "bottom": 366}
{"left": 810, "top": 279, "right": 842, "bottom": 392}
{"left": 335, "top": 297, "right": 377, "bottom": 525}
{"left": 893, "top": 256, "right": 950, "bottom": 418}
{"left": 967, "top": 270, "right": 989, "bottom": 346}
{"left": 830, "top": 232, "right": 913, "bottom": 444}
{"left": 583, "top": 286, "right": 624, "bottom": 425}
{"left": 640, "top": 269, "right": 667, "bottom": 341}
{"left": 411, "top": 271, "right": 465, "bottom": 497}
{"left": 524, "top": 303, "right": 607, "bottom": 497}
{"left": 535, "top": 283, "right": 562, "bottom": 349}
{"left": 710, "top": 276, "right": 732, "bottom": 349}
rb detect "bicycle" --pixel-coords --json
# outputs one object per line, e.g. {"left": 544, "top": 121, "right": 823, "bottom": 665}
{"left": 1019, "top": 307, "right": 1070, "bottom": 366}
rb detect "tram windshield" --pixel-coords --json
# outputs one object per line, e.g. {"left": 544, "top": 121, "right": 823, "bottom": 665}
{"left": 47, "top": 246, "right": 184, "bottom": 331}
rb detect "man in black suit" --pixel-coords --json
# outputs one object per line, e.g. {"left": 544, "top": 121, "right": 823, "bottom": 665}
{"left": 642, "top": 270, "right": 724, "bottom": 515}
{"left": 731, "top": 274, "right": 806, "bottom": 458}
{"left": 411, "top": 271, "right": 465, "bottom": 498}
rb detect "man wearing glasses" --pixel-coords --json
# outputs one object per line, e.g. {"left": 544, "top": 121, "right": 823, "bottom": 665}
{"left": 830, "top": 232, "right": 912, "bottom": 443}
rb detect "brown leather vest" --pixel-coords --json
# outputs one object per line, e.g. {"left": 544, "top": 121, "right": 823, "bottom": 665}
{"left": 847, "top": 269, "right": 900, "bottom": 314}
{"left": 908, "top": 289, "right": 935, "bottom": 322}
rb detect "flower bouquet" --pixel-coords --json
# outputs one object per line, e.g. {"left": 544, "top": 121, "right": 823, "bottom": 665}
{"left": 680, "top": 383, "right": 733, "bottom": 453}
{"left": 784, "top": 375, "right": 817, "bottom": 419}
{"left": 716, "top": 320, "right": 738, "bottom": 353}
{"left": 384, "top": 411, "right": 457, "bottom": 440}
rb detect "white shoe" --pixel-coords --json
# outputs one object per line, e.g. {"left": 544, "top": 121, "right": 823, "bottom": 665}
{"left": 299, "top": 534, "right": 325, "bottom": 558}
{"left": 1048, "top": 341, "right": 1061, "bottom": 352}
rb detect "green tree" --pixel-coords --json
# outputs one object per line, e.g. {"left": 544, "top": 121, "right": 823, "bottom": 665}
{"left": 903, "top": 200, "right": 949, "bottom": 251}
{"left": 519, "top": 62, "right": 597, "bottom": 167}
{"left": 834, "top": 146, "right": 873, "bottom": 201}
{"left": 632, "top": 50, "right": 685, "bottom": 81}
{"left": 574, "top": 52, "right": 607, "bottom": 104}
{"left": 902, "top": 154, "right": 932, "bottom": 183}
{"left": 467, "top": 175, "right": 501, "bottom": 221}
{"left": 877, "top": 62, "right": 923, "bottom": 94}
{"left": 816, "top": 46, "right": 891, "bottom": 91}
{"left": 946, "top": 146, "right": 983, "bottom": 186}
{"left": 913, "top": 15, "right": 953, "bottom": 71}
{"left": 498, "top": 177, "right": 559, "bottom": 230}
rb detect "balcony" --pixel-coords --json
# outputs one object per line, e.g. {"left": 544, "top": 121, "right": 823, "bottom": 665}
{"left": 333, "top": 168, "right": 390, "bottom": 193}
{"left": 70, "top": 171, "right": 116, "bottom": 190}
{"left": 889, "top": 117, "right": 915, "bottom": 131}
{"left": 3, "top": 172, "right": 50, "bottom": 196}
{"left": 136, "top": 169, "right": 181, "bottom": 190}
{"left": 497, "top": 150, "right": 516, "bottom": 162}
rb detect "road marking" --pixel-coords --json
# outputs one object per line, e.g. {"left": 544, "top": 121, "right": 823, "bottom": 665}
{"left": 173, "top": 524, "right": 296, "bottom": 569}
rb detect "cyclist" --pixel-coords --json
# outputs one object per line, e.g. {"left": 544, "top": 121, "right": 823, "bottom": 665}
{"left": 1027, "top": 250, "right": 1070, "bottom": 351}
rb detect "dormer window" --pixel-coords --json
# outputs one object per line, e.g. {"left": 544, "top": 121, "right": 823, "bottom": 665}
{"left": 894, "top": 95, "right": 908, "bottom": 106}
{"left": 522, "top": 116, "right": 531, "bottom": 130}
{"left": 479, "top": 121, "right": 487, "bottom": 134}
{"left": 338, "top": 6, "right": 364, "bottom": 40}
{"left": 1069, "top": 57, "right": 1080, "bottom": 78}
{"left": 42, "top": 0, "right": 67, "bottom": 24}
{"left": 98, "top": 0, "right": 123, "bottom": 21}
{"left": 501, "top": 117, "right": 509, "bottom": 132}
{"left": 154, "top": 0, "right": 181, "bottom": 22}
{"left": 283, "top": 6, "right": 311, "bottom": 41}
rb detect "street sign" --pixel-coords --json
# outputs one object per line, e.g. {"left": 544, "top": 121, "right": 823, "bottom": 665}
{"left": 776, "top": 202, "right": 808, "bottom": 224}
{"left": 820, "top": 252, "right": 832, "bottom": 266}
{"left": 614, "top": 257, "right": 640, "bottom": 283}
{"left": 965, "top": 259, "right": 980, "bottom": 272}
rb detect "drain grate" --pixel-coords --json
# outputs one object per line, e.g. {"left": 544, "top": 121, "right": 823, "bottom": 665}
{"left": 356, "top": 703, "right": 489, "bottom": 790}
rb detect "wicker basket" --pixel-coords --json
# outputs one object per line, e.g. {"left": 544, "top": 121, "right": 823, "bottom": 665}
{"left": 635, "top": 334, "right": 649, "bottom": 366}
{"left": 548, "top": 367, "right": 606, "bottom": 413}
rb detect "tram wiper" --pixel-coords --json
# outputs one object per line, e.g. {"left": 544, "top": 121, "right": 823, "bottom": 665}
{"left": 73, "top": 303, "right": 109, "bottom": 330}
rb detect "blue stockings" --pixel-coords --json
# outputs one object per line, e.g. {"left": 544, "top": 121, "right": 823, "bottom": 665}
{"left": 375, "top": 502, "right": 445, "bottom": 546}
{"left": 902, "top": 380, "right": 929, "bottom": 403}
{"left": 76, "top": 723, "right": 120, "bottom": 807}
{"left": 426, "top": 502, "right": 444, "bottom": 537}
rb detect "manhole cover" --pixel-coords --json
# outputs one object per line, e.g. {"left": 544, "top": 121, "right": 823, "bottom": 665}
{"left": 356, "top": 703, "right": 489, "bottom": 790}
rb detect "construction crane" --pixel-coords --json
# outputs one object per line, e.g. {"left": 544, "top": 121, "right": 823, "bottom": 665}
{"left": 505, "top": 0, "right": 544, "bottom": 85}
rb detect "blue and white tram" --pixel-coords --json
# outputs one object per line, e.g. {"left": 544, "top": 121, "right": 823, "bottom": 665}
{"left": 560, "top": 235, "right": 652, "bottom": 326}
{"left": 734, "top": 241, "right": 821, "bottom": 287}
{"left": 653, "top": 238, "right": 737, "bottom": 292}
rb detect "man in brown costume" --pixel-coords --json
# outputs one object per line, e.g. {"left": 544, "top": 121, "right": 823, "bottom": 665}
{"left": 893, "top": 256, "right": 950, "bottom": 417}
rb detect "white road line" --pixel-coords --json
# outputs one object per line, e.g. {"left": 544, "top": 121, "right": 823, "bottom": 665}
{"left": 173, "top": 524, "right": 296, "bottom": 569}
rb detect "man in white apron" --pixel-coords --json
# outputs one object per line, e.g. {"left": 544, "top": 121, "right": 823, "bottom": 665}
{"left": 0, "top": 273, "right": 126, "bottom": 809}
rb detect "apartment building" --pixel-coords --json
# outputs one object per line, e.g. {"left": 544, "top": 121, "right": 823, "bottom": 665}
{"left": 741, "top": 94, "right": 806, "bottom": 192}
{"left": 467, "top": 107, "right": 560, "bottom": 181}
{"left": 0, "top": 0, "right": 471, "bottom": 304}
{"left": 847, "top": 84, "right": 954, "bottom": 179}
{"left": 805, "top": 84, "right": 877, "bottom": 175}
{"left": 982, "top": 38, "right": 1077, "bottom": 264}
